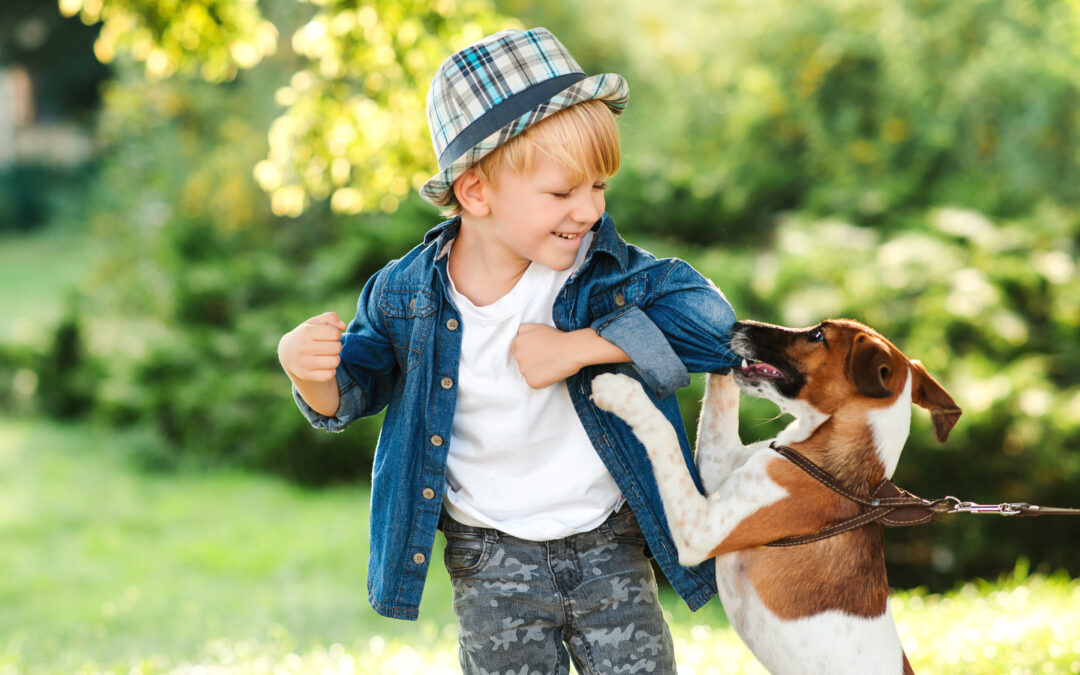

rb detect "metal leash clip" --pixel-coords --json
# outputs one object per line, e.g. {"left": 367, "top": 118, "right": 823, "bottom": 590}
{"left": 942, "top": 496, "right": 1028, "bottom": 516}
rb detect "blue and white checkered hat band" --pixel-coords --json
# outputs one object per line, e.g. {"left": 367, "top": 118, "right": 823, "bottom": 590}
{"left": 420, "top": 28, "right": 629, "bottom": 206}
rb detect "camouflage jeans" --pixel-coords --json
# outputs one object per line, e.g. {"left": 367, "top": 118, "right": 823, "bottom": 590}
{"left": 438, "top": 507, "right": 677, "bottom": 675}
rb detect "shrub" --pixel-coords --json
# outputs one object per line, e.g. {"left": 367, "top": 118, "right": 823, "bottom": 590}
{"left": 70, "top": 54, "right": 433, "bottom": 483}
{"left": 510, "top": 0, "right": 1080, "bottom": 244}
{"left": 662, "top": 203, "right": 1080, "bottom": 589}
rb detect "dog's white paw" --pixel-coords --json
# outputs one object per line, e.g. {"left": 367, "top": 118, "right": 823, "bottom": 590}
{"left": 590, "top": 373, "right": 647, "bottom": 418}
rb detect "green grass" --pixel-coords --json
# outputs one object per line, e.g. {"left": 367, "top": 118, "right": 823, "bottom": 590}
{"left": 0, "top": 417, "right": 452, "bottom": 673}
{"left": 1, "top": 417, "right": 1078, "bottom": 674}
{"left": 0, "top": 225, "right": 106, "bottom": 343}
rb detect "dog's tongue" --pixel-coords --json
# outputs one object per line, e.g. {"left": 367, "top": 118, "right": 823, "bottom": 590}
{"left": 740, "top": 361, "right": 784, "bottom": 379}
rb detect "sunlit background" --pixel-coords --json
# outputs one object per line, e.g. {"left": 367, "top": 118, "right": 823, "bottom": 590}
{"left": 1, "top": 0, "right": 1079, "bottom": 672}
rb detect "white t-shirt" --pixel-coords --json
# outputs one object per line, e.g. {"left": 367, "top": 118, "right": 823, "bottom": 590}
{"left": 442, "top": 233, "right": 623, "bottom": 540}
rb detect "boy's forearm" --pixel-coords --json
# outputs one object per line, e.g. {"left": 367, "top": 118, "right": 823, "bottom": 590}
{"left": 512, "top": 324, "right": 630, "bottom": 389}
{"left": 571, "top": 328, "right": 631, "bottom": 369}
{"left": 290, "top": 375, "right": 341, "bottom": 417}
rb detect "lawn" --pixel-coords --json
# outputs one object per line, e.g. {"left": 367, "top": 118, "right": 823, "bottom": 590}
{"left": 1, "top": 416, "right": 1078, "bottom": 674}
{"left": 0, "top": 225, "right": 107, "bottom": 344}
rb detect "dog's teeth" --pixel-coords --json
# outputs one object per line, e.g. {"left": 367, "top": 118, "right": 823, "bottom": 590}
{"left": 741, "top": 358, "right": 749, "bottom": 368}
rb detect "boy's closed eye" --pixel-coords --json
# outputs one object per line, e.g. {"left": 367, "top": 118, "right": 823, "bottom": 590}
{"left": 550, "top": 182, "right": 609, "bottom": 199}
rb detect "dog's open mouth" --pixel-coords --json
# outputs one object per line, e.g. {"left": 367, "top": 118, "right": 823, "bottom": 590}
{"left": 737, "top": 358, "right": 786, "bottom": 381}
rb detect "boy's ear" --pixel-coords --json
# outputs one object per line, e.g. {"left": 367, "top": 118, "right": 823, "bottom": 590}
{"left": 453, "top": 169, "right": 490, "bottom": 217}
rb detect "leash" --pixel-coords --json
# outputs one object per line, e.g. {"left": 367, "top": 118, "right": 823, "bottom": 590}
{"left": 765, "top": 443, "right": 1080, "bottom": 547}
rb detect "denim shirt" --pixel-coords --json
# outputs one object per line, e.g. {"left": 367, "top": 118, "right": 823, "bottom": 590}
{"left": 294, "top": 212, "right": 740, "bottom": 620}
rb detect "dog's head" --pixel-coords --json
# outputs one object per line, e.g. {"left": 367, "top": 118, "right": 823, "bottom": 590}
{"left": 730, "top": 319, "right": 961, "bottom": 446}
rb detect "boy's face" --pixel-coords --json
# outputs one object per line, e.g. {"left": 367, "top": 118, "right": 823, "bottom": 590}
{"left": 479, "top": 151, "right": 607, "bottom": 272}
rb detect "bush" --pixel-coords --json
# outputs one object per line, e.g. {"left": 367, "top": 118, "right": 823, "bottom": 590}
{"left": 88, "top": 201, "right": 429, "bottom": 483}
{"left": 69, "top": 49, "right": 435, "bottom": 483}
{"left": 0, "top": 164, "right": 97, "bottom": 233}
{"left": 656, "top": 203, "right": 1080, "bottom": 589}
{"left": 509, "top": 0, "right": 1080, "bottom": 243}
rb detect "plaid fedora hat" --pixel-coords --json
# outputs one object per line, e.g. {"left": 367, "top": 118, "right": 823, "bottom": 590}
{"left": 419, "top": 27, "right": 629, "bottom": 206}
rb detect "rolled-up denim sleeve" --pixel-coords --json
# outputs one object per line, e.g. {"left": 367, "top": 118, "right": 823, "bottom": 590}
{"left": 592, "top": 306, "right": 690, "bottom": 399}
{"left": 292, "top": 262, "right": 399, "bottom": 432}
{"left": 644, "top": 260, "right": 741, "bottom": 375}
{"left": 292, "top": 368, "right": 369, "bottom": 433}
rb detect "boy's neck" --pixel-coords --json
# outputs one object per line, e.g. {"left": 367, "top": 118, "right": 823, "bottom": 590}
{"left": 448, "top": 216, "right": 531, "bottom": 307}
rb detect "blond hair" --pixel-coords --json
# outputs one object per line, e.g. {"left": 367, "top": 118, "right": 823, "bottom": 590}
{"left": 444, "top": 99, "right": 621, "bottom": 216}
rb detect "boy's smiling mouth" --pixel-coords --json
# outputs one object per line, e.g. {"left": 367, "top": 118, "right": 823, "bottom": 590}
{"left": 553, "top": 232, "right": 581, "bottom": 240}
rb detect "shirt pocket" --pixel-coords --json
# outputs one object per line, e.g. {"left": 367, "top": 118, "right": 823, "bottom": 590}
{"left": 378, "top": 287, "right": 436, "bottom": 372}
{"left": 588, "top": 272, "right": 648, "bottom": 322}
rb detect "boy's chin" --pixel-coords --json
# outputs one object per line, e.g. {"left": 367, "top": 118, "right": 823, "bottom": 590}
{"left": 534, "top": 254, "right": 576, "bottom": 272}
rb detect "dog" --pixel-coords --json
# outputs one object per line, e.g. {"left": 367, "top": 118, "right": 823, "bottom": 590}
{"left": 590, "top": 319, "right": 962, "bottom": 674}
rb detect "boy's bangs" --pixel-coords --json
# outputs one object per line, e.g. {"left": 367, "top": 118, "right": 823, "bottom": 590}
{"left": 498, "top": 100, "right": 621, "bottom": 184}
{"left": 449, "top": 100, "right": 621, "bottom": 216}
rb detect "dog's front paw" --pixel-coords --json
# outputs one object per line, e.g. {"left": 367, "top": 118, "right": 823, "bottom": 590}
{"left": 590, "top": 373, "right": 648, "bottom": 418}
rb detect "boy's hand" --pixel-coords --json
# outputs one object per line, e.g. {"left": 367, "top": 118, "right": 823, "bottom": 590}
{"left": 512, "top": 324, "right": 630, "bottom": 389}
{"left": 278, "top": 311, "right": 347, "bottom": 383}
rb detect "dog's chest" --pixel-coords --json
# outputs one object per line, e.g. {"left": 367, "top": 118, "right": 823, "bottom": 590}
{"left": 714, "top": 554, "right": 906, "bottom": 674}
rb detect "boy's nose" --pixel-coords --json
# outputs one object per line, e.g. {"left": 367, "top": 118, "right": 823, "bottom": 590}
{"left": 571, "top": 191, "right": 604, "bottom": 224}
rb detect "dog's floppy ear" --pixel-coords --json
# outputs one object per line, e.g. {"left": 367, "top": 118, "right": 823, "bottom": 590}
{"left": 909, "top": 359, "right": 962, "bottom": 442}
{"left": 848, "top": 333, "right": 895, "bottom": 398}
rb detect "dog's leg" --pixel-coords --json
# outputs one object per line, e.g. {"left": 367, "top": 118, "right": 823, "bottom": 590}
{"left": 592, "top": 373, "right": 734, "bottom": 565}
{"left": 695, "top": 372, "right": 756, "bottom": 494}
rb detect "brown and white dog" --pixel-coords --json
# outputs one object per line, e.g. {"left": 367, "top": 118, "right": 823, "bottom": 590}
{"left": 591, "top": 319, "right": 962, "bottom": 674}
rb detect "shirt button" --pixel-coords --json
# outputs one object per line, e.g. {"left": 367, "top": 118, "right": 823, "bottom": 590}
{"left": 430, "top": 435, "right": 443, "bottom": 447}
{"left": 440, "top": 377, "right": 454, "bottom": 389}
{"left": 409, "top": 298, "right": 416, "bottom": 311}
{"left": 614, "top": 293, "right": 626, "bottom": 307}
{"left": 413, "top": 552, "right": 426, "bottom": 565}
{"left": 422, "top": 488, "right": 435, "bottom": 500}
{"left": 446, "top": 318, "right": 459, "bottom": 330}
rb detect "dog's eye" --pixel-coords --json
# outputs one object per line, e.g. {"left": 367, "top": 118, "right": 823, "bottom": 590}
{"left": 808, "top": 328, "right": 826, "bottom": 343}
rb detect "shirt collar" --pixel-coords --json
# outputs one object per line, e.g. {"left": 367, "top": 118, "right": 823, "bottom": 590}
{"left": 424, "top": 216, "right": 460, "bottom": 260}
{"left": 421, "top": 212, "right": 627, "bottom": 269}
{"left": 586, "top": 212, "right": 628, "bottom": 270}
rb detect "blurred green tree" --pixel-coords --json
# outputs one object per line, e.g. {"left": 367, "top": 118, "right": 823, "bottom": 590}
{"left": 62, "top": 0, "right": 516, "bottom": 217}
{"left": 59, "top": 0, "right": 280, "bottom": 82}
{"left": 508, "top": 0, "right": 1080, "bottom": 244}
{"left": 51, "top": 0, "right": 515, "bottom": 483}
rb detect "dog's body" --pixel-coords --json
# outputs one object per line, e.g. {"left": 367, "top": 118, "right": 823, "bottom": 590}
{"left": 591, "top": 319, "right": 961, "bottom": 674}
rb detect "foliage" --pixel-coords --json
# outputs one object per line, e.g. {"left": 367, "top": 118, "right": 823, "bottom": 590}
{"left": 58, "top": 0, "right": 279, "bottom": 82}
{"left": 0, "top": 165, "right": 93, "bottom": 233}
{"left": 509, "top": 0, "right": 1080, "bottom": 244}
{"left": 3, "top": 416, "right": 1077, "bottom": 673}
{"left": 0, "top": 225, "right": 104, "bottom": 418}
{"left": 61, "top": 0, "right": 516, "bottom": 216}
{"left": 30, "top": 0, "right": 517, "bottom": 482}
{"left": 57, "top": 0, "right": 1080, "bottom": 226}
{"left": 256, "top": 0, "right": 516, "bottom": 217}
{"left": 75, "top": 55, "right": 436, "bottom": 482}
{"left": 654, "top": 203, "right": 1080, "bottom": 588}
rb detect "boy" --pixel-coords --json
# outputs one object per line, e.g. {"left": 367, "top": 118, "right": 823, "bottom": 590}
{"left": 278, "top": 28, "right": 740, "bottom": 673}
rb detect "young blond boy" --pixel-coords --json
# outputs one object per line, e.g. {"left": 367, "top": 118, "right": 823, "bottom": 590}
{"left": 278, "top": 28, "right": 739, "bottom": 673}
